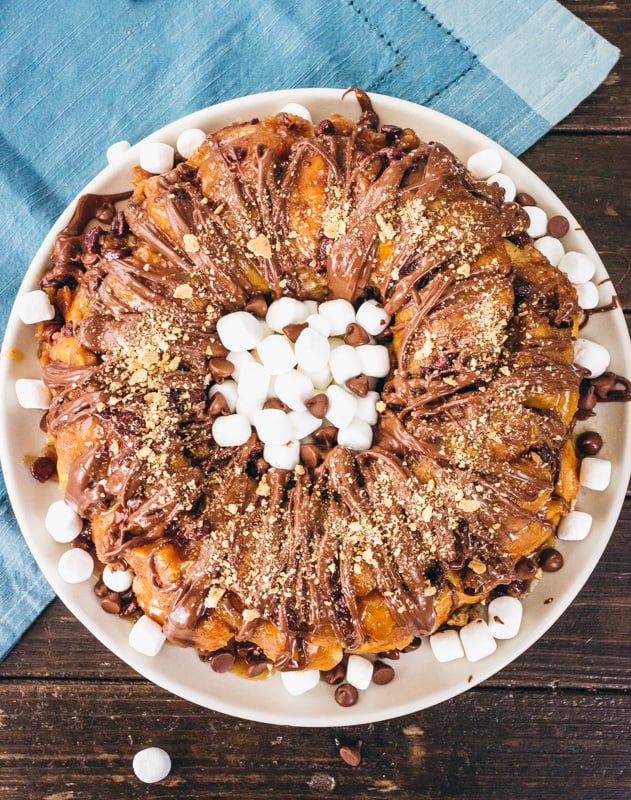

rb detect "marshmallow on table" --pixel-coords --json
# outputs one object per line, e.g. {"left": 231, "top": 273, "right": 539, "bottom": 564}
{"left": 558, "top": 509, "right": 593, "bottom": 541}
{"left": 208, "top": 379, "right": 238, "bottom": 412}
{"left": 255, "top": 334, "right": 297, "bottom": 375}
{"left": 45, "top": 500, "right": 83, "bottom": 543}
{"left": 558, "top": 251, "right": 596, "bottom": 284}
{"left": 16, "top": 290, "right": 54, "bottom": 324}
{"left": 325, "top": 385, "right": 358, "bottom": 429}
{"left": 280, "top": 668, "right": 320, "bottom": 696}
{"left": 574, "top": 338, "right": 610, "bottom": 378}
{"left": 106, "top": 140, "right": 131, "bottom": 165}
{"left": 534, "top": 235, "right": 564, "bottom": 267}
{"left": 212, "top": 414, "right": 252, "bottom": 447}
{"left": 466, "top": 149, "right": 502, "bottom": 180}
{"left": 295, "top": 327, "right": 330, "bottom": 372}
{"left": 139, "top": 141, "right": 174, "bottom": 174}
{"left": 345, "top": 654, "right": 374, "bottom": 691}
{"left": 133, "top": 747, "right": 172, "bottom": 784}
{"left": 579, "top": 457, "right": 611, "bottom": 491}
{"left": 337, "top": 418, "right": 373, "bottom": 451}
{"left": 279, "top": 102, "right": 313, "bottom": 123}
{"left": 15, "top": 378, "right": 51, "bottom": 410}
{"left": 129, "top": 615, "right": 166, "bottom": 657}
{"left": 57, "top": 548, "right": 94, "bottom": 584}
{"left": 102, "top": 564, "right": 134, "bottom": 593}
{"left": 264, "top": 440, "right": 300, "bottom": 470}
{"left": 356, "top": 344, "right": 390, "bottom": 378}
{"left": 523, "top": 206, "right": 548, "bottom": 239}
{"left": 176, "top": 127, "right": 206, "bottom": 159}
{"left": 253, "top": 408, "right": 293, "bottom": 445}
{"left": 486, "top": 172, "right": 516, "bottom": 202}
{"left": 329, "top": 344, "right": 362, "bottom": 384}
{"left": 355, "top": 300, "right": 391, "bottom": 336}
{"left": 266, "top": 297, "right": 309, "bottom": 331}
{"left": 217, "top": 311, "right": 265, "bottom": 352}
{"left": 275, "top": 370, "right": 314, "bottom": 411}
{"left": 575, "top": 282, "right": 600, "bottom": 311}
{"left": 487, "top": 596, "right": 523, "bottom": 640}
{"left": 430, "top": 629, "right": 465, "bottom": 663}
{"left": 317, "top": 299, "right": 356, "bottom": 336}
{"left": 459, "top": 618, "right": 497, "bottom": 662}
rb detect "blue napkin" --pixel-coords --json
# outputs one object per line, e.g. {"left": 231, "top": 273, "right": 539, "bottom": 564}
{"left": 0, "top": 0, "right": 618, "bottom": 660}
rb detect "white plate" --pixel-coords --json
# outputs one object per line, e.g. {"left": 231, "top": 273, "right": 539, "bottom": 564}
{"left": 1, "top": 88, "right": 630, "bottom": 727}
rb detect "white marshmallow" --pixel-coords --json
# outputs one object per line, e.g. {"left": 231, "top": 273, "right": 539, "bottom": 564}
{"left": 303, "top": 300, "right": 319, "bottom": 315}
{"left": 295, "top": 327, "right": 330, "bottom": 372}
{"left": 237, "top": 361, "right": 270, "bottom": 405}
{"left": 212, "top": 414, "right": 252, "bottom": 447}
{"left": 255, "top": 334, "right": 297, "bottom": 375}
{"left": 176, "top": 127, "right": 206, "bottom": 159}
{"left": 355, "top": 344, "right": 390, "bottom": 378}
{"left": 226, "top": 350, "right": 256, "bottom": 381}
{"left": 132, "top": 747, "right": 172, "bottom": 784}
{"left": 337, "top": 418, "right": 373, "bottom": 451}
{"left": 57, "top": 548, "right": 93, "bottom": 584}
{"left": 102, "top": 565, "right": 134, "bottom": 593}
{"left": 266, "top": 297, "right": 309, "bottom": 332}
{"left": 280, "top": 668, "right": 320, "bottom": 696}
{"left": 16, "top": 290, "right": 55, "bottom": 324}
{"left": 208, "top": 379, "right": 238, "bottom": 412}
{"left": 429, "top": 629, "right": 465, "bottom": 663}
{"left": 534, "top": 235, "right": 564, "bottom": 267}
{"left": 487, "top": 596, "right": 523, "bottom": 640}
{"left": 264, "top": 440, "right": 300, "bottom": 470}
{"left": 355, "top": 300, "right": 391, "bottom": 336}
{"left": 345, "top": 654, "right": 374, "bottom": 691}
{"left": 523, "top": 206, "right": 548, "bottom": 239}
{"left": 15, "top": 378, "right": 51, "bottom": 410}
{"left": 298, "top": 364, "right": 332, "bottom": 390}
{"left": 329, "top": 344, "right": 362, "bottom": 384}
{"left": 106, "top": 140, "right": 131, "bottom": 165}
{"left": 279, "top": 102, "right": 313, "bottom": 123}
{"left": 558, "top": 251, "right": 596, "bottom": 284}
{"left": 306, "top": 312, "right": 331, "bottom": 338}
{"left": 574, "top": 338, "right": 610, "bottom": 378}
{"left": 579, "top": 456, "right": 611, "bottom": 491}
{"left": 128, "top": 614, "right": 166, "bottom": 657}
{"left": 217, "top": 312, "right": 264, "bottom": 352}
{"left": 575, "top": 282, "right": 600, "bottom": 311}
{"left": 45, "top": 500, "right": 83, "bottom": 543}
{"left": 354, "top": 391, "right": 380, "bottom": 425}
{"left": 253, "top": 408, "right": 293, "bottom": 445}
{"left": 325, "top": 385, "right": 358, "bottom": 429}
{"left": 288, "top": 410, "right": 322, "bottom": 440}
{"left": 139, "top": 141, "right": 174, "bottom": 174}
{"left": 459, "top": 618, "right": 497, "bottom": 662}
{"left": 274, "top": 370, "right": 314, "bottom": 411}
{"left": 317, "top": 299, "right": 356, "bottom": 336}
{"left": 236, "top": 396, "right": 262, "bottom": 425}
{"left": 486, "top": 172, "right": 516, "bottom": 202}
{"left": 466, "top": 148, "right": 502, "bottom": 180}
{"left": 557, "top": 509, "right": 593, "bottom": 541}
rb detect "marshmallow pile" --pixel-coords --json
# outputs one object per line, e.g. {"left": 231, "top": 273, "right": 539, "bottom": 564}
{"left": 209, "top": 297, "right": 391, "bottom": 469}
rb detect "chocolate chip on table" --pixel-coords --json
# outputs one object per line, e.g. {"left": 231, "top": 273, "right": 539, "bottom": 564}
{"left": 339, "top": 740, "right": 363, "bottom": 767}
{"left": 30, "top": 456, "right": 56, "bottom": 482}
{"left": 334, "top": 683, "right": 359, "bottom": 707}
{"left": 539, "top": 548, "right": 564, "bottom": 572}
{"left": 371, "top": 660, "right": 395, "bottom": 685}
{"left": 576, "top": 431, "right": 603, "bottom": 456}
{"left": 515, "top": 191, "right": 536, "bottom": 207}
{"left": 547, "top": 214, "right": 570, "bottom": 239}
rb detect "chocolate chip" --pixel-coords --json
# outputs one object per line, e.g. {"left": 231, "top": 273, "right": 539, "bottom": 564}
{"left": 401, "top": 637, "right": 422, "bottom": 654}
{"left": 282, "top": 322, "right": 308, "bottom": 343}
{"left": 246, "top": 661, "right": 268, "bottom": 678}
{"left": 316, "top": 119, "right": 335, "bottom": 136}
{"left": 547, "top": 215, "right": 570, "bottom": 239}
{"left": 312, "top": 425, "right": 337, "bottom": 446}
{"left": 321, "top": 663, "right": 346, "bottom": 685}
{"left": 578, "top": 384, "right": 598, "bottom": 413}
{"left": 101, "top": 593, "right": 121, "bottom": 614}
{"left": 263, "top": 397, "right": 290, "bottom": 412}
{"left": 515, "top": 191, "right": 536, "bottom": 207}
{"left": 576, "top": 431, "right": 603, "bottom": 456}
{"left": 93, "top": 578, "right": 109, "bottom": 598}
{"left": 208, "top": 392, "right": 231, "bottom": 417}
{"left": 209, "top": 357, "right": 235, "bottom": 380}
{"left": 344, "top": 322, "right": 370, "bottom": 346}
{"left": 371, "top": 660, "right": 395, "bottom": 685}
{"left": 345, "top": 374, "right": 369, "bottom": 397}
{"left": 376, "top": 648, "right": 400, "bottom": 660}
{"left": 507, "top": 579, "right": 528, "bottom": 596}
{"left": 334, "top": 683, "right": 359, "bottom": 707}
{"left": 30, "top": 456, "right": 56, "bottom": 482}
{"left": 515, "top": 556, "right": 537, "bottom": 580}
{"left": 244, "top": 294, "right": 268, "bottom": 317}
{"left": 339, "top": 740, "right": 362, "bottom": 767}
{"left": 305, "top": 393, "right": 329, "bottom": 419}
{"left": 300, "top": 443, "right": 324, "bottom": 468}
{"left": 210, "top": 650, "right": 236, "bottom": 673}
{"left": 539, "top": 548, "right": 564, "bottom": 572}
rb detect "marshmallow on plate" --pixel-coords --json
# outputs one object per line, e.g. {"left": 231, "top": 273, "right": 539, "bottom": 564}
{"left": 337, "top": 418, "right": 373, "bottom": 451}
{"left": 345, "top": 654, "right": 374, "bottom": 690}
{"left": 355, "top": 300, "right": 391, "bottom": 336}
{"left": 279, "top": 102, "right": 313, "bottom": 123}
{"left": 129, "top": 615, "right": 166, "bottom": 657}
{"left": 575, "top": 282, "right": 600, "bottom": 311}
{"left": 459, "top": 618, "right": 497, "bottom": 662}
{"left": 534, "top": 235, "right": 564, "bottom": 267}
{"left": 558, "top": 251, "right": 596, "bottom": 284}
{"left": 45, "top": 500, "right": 83, "bottom": 543}
{"left": 523, "top": 206, "right": 548, "bottom": 239}
{"left": 466, "top": 148, "right": 502, "bottom": 180}
{"left": 176, "top": 128, "right": 206, "bottom": 159}
{"left": 573, "top": 338, "right": 610, "bottom": 378}
{"left": 264, "top": 440, "right": 300, "bottom": 470}
{"left": 429, "top": 629, "right": 465, "bottom": 663}
{"left": 486, "top": 172, "right": 516, "bottom": 202}
{"left": 579, "top": 457, "right": 611, "bottom": 491}
{"left": 15, "top": 378, "right": 51, "bottom": 410}
{"left": 487, "top": 596, "right": 523, "bottom": 640}
{"left": 266, "top": 297, "right": 309, "bottom": 331}
{"left": 139, "top": 142, "right": 174, "bottom": 174}
{"left": 557, "top": 509, "right": 593, "bottom": 541}
{"left": 325, "top": 385, "right": 358, "bottom": 429}
{"left": 57, "top": 548, "right": 94, "bottom": 584}
{"left": 102, "top": 565, "right": 134, "bottom": 593}
{"left": 16, "top": 290, "right": 54, "bottom": 324}
{"left": 280, "top": 668, "right": 320, "bottom": 696}
{"left": 217, "top": 312, "right": 264, "bottom": 352}
{"left": 317, "top": 299, "right": 356, "bottom": 336}
{"left": 253, "top": 408, "right": 293, "bottom": 445}
{"left": 132, "top": 747, "right": 172, "bottom": 784}
{"left": 212, "top": 414, "right": 252, "bottom": 447}
{"left": 106, "top": 140, "right": 131, "bottom": 165}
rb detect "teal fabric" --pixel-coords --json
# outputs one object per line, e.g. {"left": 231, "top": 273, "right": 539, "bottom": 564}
{"left": 0, "top": 0, "right": 618, "bottom": 659}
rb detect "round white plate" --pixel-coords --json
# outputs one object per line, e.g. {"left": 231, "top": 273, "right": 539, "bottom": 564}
{"left": 1, "top": 89, "right": 630, "bottom": 727}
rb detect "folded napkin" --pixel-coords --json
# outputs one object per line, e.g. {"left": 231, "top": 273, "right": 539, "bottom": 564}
{"left": 0, "top": 0, "right": 618, "bottom": 660}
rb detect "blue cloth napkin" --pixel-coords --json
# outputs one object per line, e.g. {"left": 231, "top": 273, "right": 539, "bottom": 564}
{"left": 0, "top": 0, "right": 618, "bottom": 660}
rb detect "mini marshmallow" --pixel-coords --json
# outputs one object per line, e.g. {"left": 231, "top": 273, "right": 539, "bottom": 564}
{"left": 579, "top": 456, "right": 611, "bottom": 491}
{"left": 255, "top": 334, "right": 297, "bottom": 375}
{"left": 176, "top": 127, "right": 206, "bottom": 159}
{"left": 486, "top": 172, "right": 516, "bottom": 202}
{"left": 558, "top": 251, "right": 596, "bottom": 284}
{"left": 523, "top": 206, "right": 548, "bottom": 239}
{"left": 355, "top": 300, "right": 391, "bottom": 336}
{"left": 303, "top": 300, "right": 319, "bottom": 316}
{"left": 558, "top": 509, "right": 593, "bottom": 541}
{"left": 288, "top": 410, "right": 322, "bottom": 440}
{"left": 253, "top": 408, "right": 293, "bottom": 445}
{"left": 279, "top": 102, "right": 313, "bottom": 123}
{"left": 317, "top": 299, "right": 356, "bottom": 336}
{"left": 208, "top": 379, "right": 238, "bottom": 412}
{"left": 466, "top": 148, "right": 502, "bottom": 180}
{"left": 325, "top": 385, "right": 358, "bottom": 429}
{"left": 345, "top": 654, "right": 374, "bottom": 691}
{"left": 211, "top": 414, "right": 252, "bottom": 447}
{"left": 102, "top": 565, "right": 134, "bottom": 593}
{"left": 574, "top": 338, "right": 610, "bottom": 378}
{"left": 295, "top": 327, "right": 330, "bottom": 372}
{"left": 15, "top": 378, "right": 51, "bottom": 410}
{"left": 264, "top": 440, "right": 300, "bottom": 470}
{"left": 329, "top": 344, "right": 362, "bottom": 384}
{"left": 132, "top": 747, "right": 172, "bottom": 784}
{"left": 575, "top": 282, "right": 600, "bottom": 311}
{"left": 337, "top": 418, "right": 373, "bottom": 451}
{"left": 355, "top": 344, "right": 390, "bottom": 378}
{"left": 217, "top": 311, "right": 264, "bottom": 352}
{"left": 139, "top": 141, "right": 174, "bottom": 174}
{"left": 459, "top": 618, "right": 497, "bottom": 662}
{"left": 487, "top": 596, "right": 523, "bottom": 640}
{"left": 226, "top": 350, "right": 256, "bottom": 381}
{"left": 129, "top": 615, "right": 166, "bottom": 657}
{"left": 57, "top": 548, "right": 94, "bottom": 584}
{"left": 280, "top": 668, "right": 320, "bottom": 696}
{"left": 534, "top": 235, "right": 564, "bottom": 267}
{"left": 236, "top": 396, "right": 262, "bottom": 425}
{"left": 354, "top": 391, "right": 380, "bottom": 425}
{"left": 305, "top": 312, "right": 331, "bottom": 338}
{"left": 45, "top": 500, "right": 83, "bottom": 543}
{"left": 429, "top": 629, "right": 465, "bottom": 663}
{"left": 16, "top": 290, "right": 54, "bottom": 324}
{"left": 298, "top": 364, "right": 332, "bottom": 390}
{"left": 266, "top": 297, "right": 309, "bottom": 332}
{"left": 106, "top": 140, "right": 131, "bottom": 165}
{"left": 237, "top": 362, "right": 270, "bottom": 405}
{"left": 275, "top": 370, "right": 314, "bottom": 411}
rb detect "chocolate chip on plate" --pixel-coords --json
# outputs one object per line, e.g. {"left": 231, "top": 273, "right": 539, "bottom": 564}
{"left": 371, "top": 660, "right": 395, "bottom": 685}
{"left": 539, "top": 548, "right": 564, "bottom": 572}
{"left": 334, "top": 683, "right": 359, "bottom": 707}
{"left": 547, "top": 214, "right": 570, "bottom": 239}
{"left": 576, "top": 431, "right": 603, "bottom": 456}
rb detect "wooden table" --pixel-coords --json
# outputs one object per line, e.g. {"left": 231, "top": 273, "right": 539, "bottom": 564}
{"left": 2, "top": 3, "right": 629, "bottom": 797}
